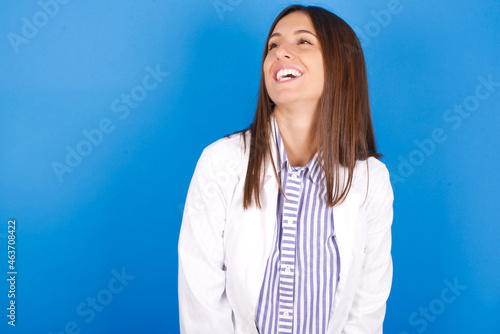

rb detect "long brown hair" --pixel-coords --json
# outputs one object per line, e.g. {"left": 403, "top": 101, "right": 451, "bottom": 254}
{"left": 238, "top": 4, "right": 381, "bottom": 210}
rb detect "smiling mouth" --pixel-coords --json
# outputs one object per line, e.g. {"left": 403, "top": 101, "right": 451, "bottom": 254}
{"left": 275, "top": 68, "right": 303, "bottom": 82}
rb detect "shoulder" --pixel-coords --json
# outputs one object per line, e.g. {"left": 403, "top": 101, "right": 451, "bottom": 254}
{"left": 355, "top": 156, "right": 389, "bottom": 178}
{"left": 194, "top": 131, "right": 250, "bottom": 180}
{"left": 353, "top": 157, "right": 391, "bottom": 190}
{"left": 202, "top": 131, "right": 249, "bottom": 159}
{"left": 352, "top": 157, "right": 394, "bottom": 222}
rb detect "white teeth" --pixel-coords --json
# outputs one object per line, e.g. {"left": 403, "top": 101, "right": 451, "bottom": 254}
{"left": 276, "top": 68, "right": 303, "bottom": 81}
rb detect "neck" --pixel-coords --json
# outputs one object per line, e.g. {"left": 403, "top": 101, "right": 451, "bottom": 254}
{"left": 274, "top": 102, "right": 318, "bottom": 167}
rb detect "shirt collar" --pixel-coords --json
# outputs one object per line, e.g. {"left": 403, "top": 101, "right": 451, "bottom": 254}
{"left": 270, "top": 112, "right": 323, "bottom": 185}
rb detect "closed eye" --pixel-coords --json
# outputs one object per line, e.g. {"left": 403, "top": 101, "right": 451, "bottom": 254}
{"left": 268, "top": 38, "right": 313, "bottom": 50}
{"left": 268, "top": 42, "right": 278, "bottom": 50}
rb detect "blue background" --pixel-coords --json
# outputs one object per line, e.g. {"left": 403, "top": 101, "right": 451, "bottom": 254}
{"left": 1, "top": 0, "right": 499, "bottom": 333}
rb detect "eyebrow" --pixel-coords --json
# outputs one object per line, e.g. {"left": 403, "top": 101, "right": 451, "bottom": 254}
{"left": 269, "top": 29, "right": 317, "bottom": 39}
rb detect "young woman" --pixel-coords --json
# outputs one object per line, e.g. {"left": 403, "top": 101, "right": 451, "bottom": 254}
{"left": 178, "top": 5, "right": 394, "bottom": 333}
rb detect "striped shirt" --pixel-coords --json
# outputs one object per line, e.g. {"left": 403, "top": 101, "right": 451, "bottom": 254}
{"left": 255, "top": 114, "right": 340, "bottom": 334}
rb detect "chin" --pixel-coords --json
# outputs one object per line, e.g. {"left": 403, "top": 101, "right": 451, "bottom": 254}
{"left": 272, "top": 95, "right": 313, "bottom": 107}
{"left": 271, "top": 99, "right": 296, "bottom": 107}
{"left": 269, "top": 93, "right": 301, "bottom": 105}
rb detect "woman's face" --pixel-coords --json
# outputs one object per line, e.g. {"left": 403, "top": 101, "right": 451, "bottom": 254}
{"left": 264, "top": 11, "right": 324, "bottom": 108}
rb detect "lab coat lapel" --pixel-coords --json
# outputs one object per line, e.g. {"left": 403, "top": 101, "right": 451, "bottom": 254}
{"left": 328, "top": 179, "right": 362, "bottom": 332}
{"left": 245, "top": 136, "right": 281, "bottom": 323}
{"left": 332, "top": 190, "right": 360, "bottom": 287}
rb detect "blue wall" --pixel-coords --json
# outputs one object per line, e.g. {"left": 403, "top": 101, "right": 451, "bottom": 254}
{"left": 1, "top": 0, "right": 499, "bottom": 333}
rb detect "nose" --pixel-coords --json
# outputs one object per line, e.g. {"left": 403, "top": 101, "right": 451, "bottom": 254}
{"left": 275, "top": 43, "right": 293, "bottom": 60}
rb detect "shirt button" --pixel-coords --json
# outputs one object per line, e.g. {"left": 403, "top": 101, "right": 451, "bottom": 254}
{"left": 285, "top": 266, "right": 291, "bottom": 273}
{"left": 283, "top": 311, "right": 289, "bottom": 317}
{"left": 287, "top": 219, "right": 293, "bottom": 225}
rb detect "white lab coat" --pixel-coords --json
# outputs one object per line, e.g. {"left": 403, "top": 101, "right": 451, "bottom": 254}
{"left": 178, "top": 130, "right": 394, "bottom": 333}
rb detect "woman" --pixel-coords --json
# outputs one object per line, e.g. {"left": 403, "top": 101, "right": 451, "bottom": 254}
{"left": 178, "top": 4, "right": 393, "bottom": 334}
